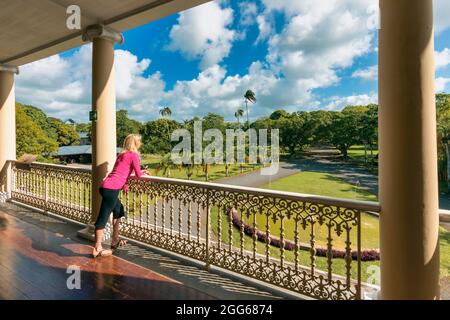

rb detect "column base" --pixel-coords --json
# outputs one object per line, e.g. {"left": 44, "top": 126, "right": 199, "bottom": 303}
{"left": 0, "top": 192, "right": 8, "bottom": 203}
{"left": 77, "top": 222, "right": 112, "bottom": 244}
{"left": 363, "top": 288, "right": 381, "bottom": 300}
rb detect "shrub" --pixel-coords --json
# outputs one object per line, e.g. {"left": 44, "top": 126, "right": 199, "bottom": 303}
{"left": 224, "top": 206, "right": 380, "bottom": 261}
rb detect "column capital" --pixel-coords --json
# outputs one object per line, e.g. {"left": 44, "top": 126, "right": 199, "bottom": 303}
{"left": 0, "top": 64, "right": 19, "bottom": 75}
{"left": 82, "top": 24, "right": 124, "bottom": 45}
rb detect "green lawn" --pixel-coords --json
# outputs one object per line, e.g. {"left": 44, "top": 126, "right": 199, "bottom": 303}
{"left": 262, "top": 171, "right": 378, "bottom": 202}
{"left": 141, "top": 154, "right": 260, "bottom": 181}
{"left": 347, "top": 145, "right": 378, "bottom": 161}
{"left": 347, "top": 146, "right": 378, "bottom": 174}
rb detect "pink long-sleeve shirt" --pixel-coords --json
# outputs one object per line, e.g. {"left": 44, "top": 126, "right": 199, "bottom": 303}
{"left": 101, "top": 151, "right": 143, "bottom": 191}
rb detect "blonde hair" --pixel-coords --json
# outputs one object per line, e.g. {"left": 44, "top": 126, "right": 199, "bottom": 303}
{"left": 121, "top": 134, "right": 142, "bottom": 154}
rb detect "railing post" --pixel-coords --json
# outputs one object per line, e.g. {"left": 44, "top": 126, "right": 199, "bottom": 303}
{"left": 356, "top": 210, "right": 362, "bottom": 300}
{"left": 43, "top": 171, "right": 49, "bottom": 215}
{"left": 205, "top": 188, "right": 211, "bottom": 270}
{"left": 0, "top": 161, "right": 12, "bottom": 203}
{"left": 8, "top": 161, "right": 14, "bottom": 200}
{"left": 6, "top": 160, "right": 12, "bottom": 200}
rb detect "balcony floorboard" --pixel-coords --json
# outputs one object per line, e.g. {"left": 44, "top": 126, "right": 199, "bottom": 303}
{"left": 0, "top": 202, "right": 286, "bottom": 300}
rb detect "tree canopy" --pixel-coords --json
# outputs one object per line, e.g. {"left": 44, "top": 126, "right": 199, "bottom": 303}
{"left": 16, "top": 103, "right": 59, "bottom": 160}
{"left": 116, "top": 109, "right": 142, "bottom": 147}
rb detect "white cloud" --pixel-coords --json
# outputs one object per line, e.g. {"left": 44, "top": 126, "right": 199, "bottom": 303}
{"left": 16, "top": 45, "right": 166, "bottom": 122}
{"left": 253, "top": 0, "right": 377, "bottom": 110}
{"left": 167, "top": 2, "right": 236, "bottom": 70}
{"left": 434, "top": 0, "right": 450, "bottom": 33}
{"left": 256, "top": 15, "right": 272, "bottom": 43}
{"left": 162, "top": 0, "right": 380, "bottom": 120}
{"left": 16, "top": 47, "right": 91, "bottom": 120}
{"left": 261, "top": 0, "right": 304, "bottom": 18}
{"left": 435, "top": 48, "right": 450, "bottom": 92}
{"left": 324, "top": 93, "right": 378, "bottom": 111}
{"left": 163, "top": 62, "right": 281, "bottom": 120}
{"left": 436, "top": 77, "right": 450, "bottom": 93}
{"left": 352, "top": 65, "right": 378, "bottom": 81}
{"left": 239, "top": 2, "right": 258, "bottom": 26}
{"left": 436, "top": 48, "right": 450, "bottom": 70}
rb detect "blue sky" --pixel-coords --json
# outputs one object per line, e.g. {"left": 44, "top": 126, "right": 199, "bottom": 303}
{"left": 15, "top": 0, "right": 450, "bottom": 123}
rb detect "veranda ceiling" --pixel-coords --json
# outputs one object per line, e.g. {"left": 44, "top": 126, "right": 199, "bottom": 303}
{"left": 0, "top": 0, "right": 210, "bottom": 66}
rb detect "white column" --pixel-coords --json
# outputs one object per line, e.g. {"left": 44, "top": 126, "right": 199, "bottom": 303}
{"left": 379, "top": 0, "right": 440, "bottom": 299}
{"left": 78, "top": 25, "right": 123, "bottom": 241}
{"left": 0, "top": 64, "right": 18, "bottom": 201}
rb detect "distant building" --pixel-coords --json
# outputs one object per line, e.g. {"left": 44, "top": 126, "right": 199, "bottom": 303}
{"left": 64, "top": 119, "right": 76, "bottom": 127}
{"left": 55, "top": 145, "right": 122, "bottom": 164}
{"left": 79, "top": 132, "right": 90, "bottom": 145}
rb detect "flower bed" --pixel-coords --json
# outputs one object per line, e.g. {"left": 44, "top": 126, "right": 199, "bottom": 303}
{"left": 226, "top": 207, "right": 380, "bottom": 261}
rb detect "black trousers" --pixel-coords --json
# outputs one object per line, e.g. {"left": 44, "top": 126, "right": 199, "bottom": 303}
{"left": 94, "top": 187, "right": 126, "bottom": 230}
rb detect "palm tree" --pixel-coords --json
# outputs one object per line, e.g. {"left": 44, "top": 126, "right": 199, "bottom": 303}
{"left": 235, "top": 108, "right": 244, "bottom": 129}
{"left": 159, "top": 106, "right": 173, "bottom": 144}
{"left": 157, "top": 154, "right": 174, "bottom": 177}
{"left": 203, "top": 162, "right": 210, "bottom": 181}
{"left": 244, "top": 90, "right": 256, "bottom": 129}
{"left": 183, "top": 154, "right": 196, "bottom": 180}
{"left": 159, "top": 106, "right": 172, "bottom": 118}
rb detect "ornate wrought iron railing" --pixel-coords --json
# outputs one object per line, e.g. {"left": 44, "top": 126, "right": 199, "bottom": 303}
{"left": 10, "top": 161, "right": 91, "bottom": 224}
{"left": 8, "top": 161, "right": 381, "bottom": 300}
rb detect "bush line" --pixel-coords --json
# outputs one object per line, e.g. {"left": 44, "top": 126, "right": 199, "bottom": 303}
{"left": 225, "top": 207, "right": 380, "bottom": 261}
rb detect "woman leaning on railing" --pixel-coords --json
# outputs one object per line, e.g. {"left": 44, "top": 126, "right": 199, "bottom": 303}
{"left": 92, "top": 134, "right": 150, "bottom": 258}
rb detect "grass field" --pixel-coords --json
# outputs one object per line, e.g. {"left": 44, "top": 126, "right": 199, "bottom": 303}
{"left": 141, "top": 154, "right": 260, "bottom": 181}
{"left": 262, "top": 171, "right": 378, "bottom": 201}
{"left": 347, "top": 145, "right": 378, "bottom": 163}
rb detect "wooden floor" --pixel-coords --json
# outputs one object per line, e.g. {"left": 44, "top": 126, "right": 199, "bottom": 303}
{"left": 0, "top": 206, "right": 216, "bottom": 300}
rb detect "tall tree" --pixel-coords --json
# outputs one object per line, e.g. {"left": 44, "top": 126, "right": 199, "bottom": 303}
{"left": 159, "top": 106, "right": 172, "bottom": 118}
{"left": 16, "top": 104, "right": 58, "bottom": 159}
{"left": 436, "top": 93, "right": 450, "bottom": 191}
{"left": 277, "top": 112, "right": 316, "bottom": 155}
{"left": 309, "top": 110, "right": 336, "bottom": 145}
{"left": 328, "top": 110, "right": 360, "bottom": 159}
{"left": 76, "top": 123, "right": 91, "bottom": 133}
{"left": 159, "top": 106, "right": 173, "bottom": 142}
{"left": 244, "top": 90, "right": 256, "bottom": 129}
{"left": 116, "top": 109, "right": 142, "bottom": 146}
{"left": 342, "top": 105, "right": 378, "bottom": 165}
{"left": 235, "top": 109, "right": 244, "bottom": 128}
{"left": 202, "top": 113, "right": 226, "bottom": 134}
{"left": 156, "top": 153, "right": 175, "bottom": 177}
{"left": 19, "top": 104, "right": 80, "bottom": 147}
{"left": 269, "top": 109, "right": 290, "bottom": 120}
{"left": 140, "top": 118, "right": 181, "bottom": 154}
{"left": 47, "top": 117, "right": 80, "bottom": 147}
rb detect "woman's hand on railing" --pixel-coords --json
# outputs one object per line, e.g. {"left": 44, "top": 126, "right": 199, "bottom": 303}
{"left": 142, "top": 169, "right": 151, "bottom": 176}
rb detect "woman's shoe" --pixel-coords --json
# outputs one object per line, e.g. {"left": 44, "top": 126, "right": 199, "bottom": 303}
{"left": 93, "top": 247, "right": 113, "bottom": 258}
{"left": 111, "top": 238, "right": 128, "bottom": 250}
